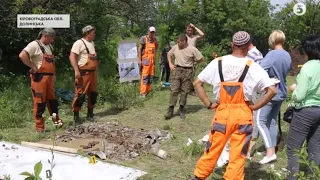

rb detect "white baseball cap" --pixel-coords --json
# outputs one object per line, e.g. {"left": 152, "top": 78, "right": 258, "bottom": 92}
{"left": 149, "top": 26, "right": 156, "bottom": 32}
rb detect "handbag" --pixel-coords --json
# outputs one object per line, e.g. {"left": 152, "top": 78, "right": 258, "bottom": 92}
{"left": 283, "top": 101, "right": 296, "bottom": 123}
{"left": 283, "top": 106, "right": 294, "bottom": 123}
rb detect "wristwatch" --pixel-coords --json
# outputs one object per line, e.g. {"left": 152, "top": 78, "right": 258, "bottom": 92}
{"left": 207, "top": 102, "right": 213, "bottom": 109}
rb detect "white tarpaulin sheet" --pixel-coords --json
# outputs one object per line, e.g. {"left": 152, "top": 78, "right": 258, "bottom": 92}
{"left": 0, "top": 141, "right": 146, "bottom": 180}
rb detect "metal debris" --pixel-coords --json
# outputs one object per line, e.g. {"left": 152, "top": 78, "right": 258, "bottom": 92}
{"left": 54, "top": 122, "right": 170, "bottom": 161}
{"left": 87, "top": 150, "right": 107, "bottom": 160}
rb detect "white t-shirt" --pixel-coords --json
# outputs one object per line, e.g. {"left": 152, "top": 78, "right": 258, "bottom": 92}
{"left": 198, "top": 55, "right": 274, "bottom": 102}
{"left": 246, "top": 46, "right": 263, "bottom": 64}
{"left": 23, "top": 41, "right": 53, "bottom": 69}
{"left": 71, "top": 38, "right": 96, "bottom": 67}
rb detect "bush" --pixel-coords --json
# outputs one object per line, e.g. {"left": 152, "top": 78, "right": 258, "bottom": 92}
{"left": 98, "top": 77, "right": 144, "bottom": 110}
{"left": 294, "top": 146, "right": 320, "bottom": 179}
{"left": 0, "top": 75, "right": 32, "bottom": 129}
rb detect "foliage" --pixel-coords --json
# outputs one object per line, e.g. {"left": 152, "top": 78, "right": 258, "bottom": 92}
{"left": 0, "top": 75, "right": 31, "bottom": 129}
{"left": 1, "top": 2, "right": 320, "bottom": 179}
{"left": 98, "top": 78, "right": 144, "bottom": 110}
{"left": 294, "top": 146, "right": 320, "bottom": 179}
{"left": 19, "top": 129, "right": 58, "bottom": 180}
{"left": 20, "top": 161, "right": 43, "bottom": 180}
{"left": 273, "top": 0, "right": 320, "bottom": 49}
{"left": 183, "top": 142, "right": 204, "bottom": 158}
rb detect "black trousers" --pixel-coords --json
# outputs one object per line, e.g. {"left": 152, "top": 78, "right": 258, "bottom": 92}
{"left": 286, "top": 106, "right": 320, "bottom": 180}
{"left": 160, "top": 63, "right": 170, "bottom": 82}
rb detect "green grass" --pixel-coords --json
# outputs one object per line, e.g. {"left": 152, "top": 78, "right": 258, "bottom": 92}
{"left": 0, "top": 75, "right": 297, "bottom": 180}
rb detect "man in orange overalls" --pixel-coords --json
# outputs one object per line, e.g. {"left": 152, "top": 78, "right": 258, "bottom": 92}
{"left": 192, "top": 31, "right": 277, "bottom": 180}
{"left": 19, "top": 28, "right": 63, "bottom": 132}
{"left": 138, "top": 26, "right": 158, "bottom": 97}
{"left": 69, "top": 25, "right": 98, "bottom": 123}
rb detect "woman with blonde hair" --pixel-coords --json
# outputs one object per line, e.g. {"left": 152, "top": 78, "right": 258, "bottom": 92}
{"left": 256, "top": 30, "right": 291, "bottom": 164}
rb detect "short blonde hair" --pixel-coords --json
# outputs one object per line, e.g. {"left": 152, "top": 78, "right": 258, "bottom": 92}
{"left": 268, "top": 30, "right": 286, "bottom": 47}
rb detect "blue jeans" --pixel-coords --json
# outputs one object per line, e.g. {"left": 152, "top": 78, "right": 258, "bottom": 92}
{"left": 255, "top": 100, "right": 283, "bottom": 148}
{"left": 252, "top": 110, "right": 259, "bottom": 139}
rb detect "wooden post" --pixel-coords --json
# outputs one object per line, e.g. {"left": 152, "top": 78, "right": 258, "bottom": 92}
{"left": 21, "top": 141, "right": 78, "bottom": 154}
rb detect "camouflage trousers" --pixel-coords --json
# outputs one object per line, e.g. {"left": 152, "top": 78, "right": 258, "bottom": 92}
{"left": 169, "top": 66, "right": 194, "bottom": 106}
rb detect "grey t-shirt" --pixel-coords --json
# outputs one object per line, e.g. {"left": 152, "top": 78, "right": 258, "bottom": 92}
{"left": 140, "top": 36, "right": 157, "bottom": 55}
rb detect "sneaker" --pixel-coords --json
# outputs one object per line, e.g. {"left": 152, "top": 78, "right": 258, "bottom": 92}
{"left": 51, "top": 113, "right": 63, "bottom": 127}
{"left": 140, "top": 94, "right": 146, "bottom": 98}
{"left": 53, "top": 119, "right": 63, "bottom": 127}
{"left": 259, "top": 154, "right": 277, "bottom": 164}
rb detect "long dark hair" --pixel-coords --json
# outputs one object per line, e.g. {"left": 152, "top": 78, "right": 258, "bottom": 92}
{"left": 301, "top": 34, "right": 320, "bottom": 60}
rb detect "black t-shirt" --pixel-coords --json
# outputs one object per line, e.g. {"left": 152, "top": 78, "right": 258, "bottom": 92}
{"left": 161, "top": 48, "right": 169, "bottom": 64}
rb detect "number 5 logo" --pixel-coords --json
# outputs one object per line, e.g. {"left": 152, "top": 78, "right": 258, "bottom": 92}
{"left": 293, "top": 3, "right": 307, "bottom": 16}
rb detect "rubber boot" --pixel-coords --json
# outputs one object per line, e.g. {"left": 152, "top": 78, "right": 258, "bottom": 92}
{"left": 164, "top": 106, "right": 174, "bottom": 120}
{"left": 74, "top": 111, "right": 80, "bottom": 124}
{"left": 87, "top": 108, "right": 95, "bottom": 121}
{"left": 179, "top": 105, "right": 186, "bottom": 119}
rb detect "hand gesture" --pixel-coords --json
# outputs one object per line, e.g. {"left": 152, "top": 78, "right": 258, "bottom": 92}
{"left": 169, "top": 63, "right": 176, "bottom": 71}
{"left": 75, "top": 70, "right": 80, "bottom": 79}
{"left": 289, "top": 84, "right": 297, "bottom": 92}
{"left": 29, "top": 64, "right": 38, "bottom": 73}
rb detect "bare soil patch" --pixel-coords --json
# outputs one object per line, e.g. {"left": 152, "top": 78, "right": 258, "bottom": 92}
{"left": 38, "top": 122, "right": 171, "bottom": 162}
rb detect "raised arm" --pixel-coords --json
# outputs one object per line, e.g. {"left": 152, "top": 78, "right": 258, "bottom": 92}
{"left": 190, "top": 23, "right": 204, "bottom": 40}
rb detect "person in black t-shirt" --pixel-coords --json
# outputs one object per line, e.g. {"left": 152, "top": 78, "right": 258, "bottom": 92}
{"left": 160, "top": 41, "right": 175, "bottom": 84}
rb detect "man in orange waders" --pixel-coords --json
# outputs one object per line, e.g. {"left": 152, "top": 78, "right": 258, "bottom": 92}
{"left": 19, "top": 28, "right": 63, "bottom": 132}
{"left": 69, "top": 25, "right": 98, "bottom": 123}
{"left": 138, "top": 26, "right": 158, "bottom": 97}
{"left": 192, "top": 31, "right": 277, "bottom": 180}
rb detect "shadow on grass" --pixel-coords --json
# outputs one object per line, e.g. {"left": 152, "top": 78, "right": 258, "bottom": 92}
{"left": 211, "top": 161, "right": 277, "bottom": 180}
{"left": 95, "top": 107, "right": 123, "bottom": 117}
{"left": 250, "top": 131, "right": 288, "bottom": 156}
{"left": 185, "top": 104, "right": 204, "bottom": 114}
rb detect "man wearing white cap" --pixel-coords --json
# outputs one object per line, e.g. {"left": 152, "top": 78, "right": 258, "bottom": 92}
{"left": 69, "top": 25, "right": 98, "bottom": 123}
{"left": 138, "top": 26, "right": 158, "bottom": 97}
{"left": 192, "top": 31, "right": 277, "bottom": 180}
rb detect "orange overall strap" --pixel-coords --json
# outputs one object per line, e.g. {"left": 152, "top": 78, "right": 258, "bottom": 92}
{"left": 36, "top": 40, "right": 53, "bottom": 54}
{"left": 144, "top": 36, "right": 149, "bottom": 55}
{"left": 238, "top": 60, "right": 252, "bottom": 82}
{"left": 81, "top": 39, "right": 90, "bottom": 54}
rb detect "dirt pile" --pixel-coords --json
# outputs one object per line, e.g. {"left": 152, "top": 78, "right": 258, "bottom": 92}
{"left": 55, "top": 122, "right": 171, "bottom": 161}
